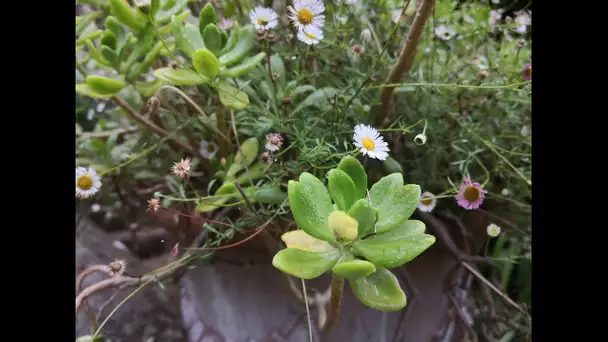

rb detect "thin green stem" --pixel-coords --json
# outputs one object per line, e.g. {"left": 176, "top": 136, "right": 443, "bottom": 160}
{"left": 301, "top": 279, "right": 313, "bottom": 342}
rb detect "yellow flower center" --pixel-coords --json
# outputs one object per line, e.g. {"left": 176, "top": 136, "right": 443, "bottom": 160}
{"left": 463, "top": 185, "right": 480, "bottom": 202}
{"left": 77, "top": 175, "right": 94, "bottom": 190}
{"left": 361, "top": 137, "right": 375, "bottom": 151}
{"left": 421, "top": 196, "right": 434, "bottom": 206}
{"left": 297, "top": 8, "right": 313, "bottom": 24}
{"left": 305, "top": 32, "right": 316, "bottom": 39}
{"left": 257, "top": 18, "right": 267, "bottom": 26}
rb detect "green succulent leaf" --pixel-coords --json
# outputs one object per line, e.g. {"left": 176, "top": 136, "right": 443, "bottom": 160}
{"left": 332, "top": 258, "right": 376, "bottom": 280}
{"left": 349, "top": 267, "right": 407, "bottom": 311}
{"left": 109, "top": 0, "right": 145, "bottom": 31}
{"left": 352, "top": 220, "right": 435, "bottom": 268}
{"left": 76, "top": 84, "right": 113, "bottom": 99}
{"left": 287, "top": 173, "right": 335, "bottom": 243}
{"left": 272, "top": 248, "right": 341, "bottom": 279}
{"left": 337, "top": 156, "right": 368, "bottom": 200}
{"left": 326, "top": 168, "right": 357, "bottom": 212}
{"left": 219, "top": 24, "right": 256, "bottom": 66}
{"left": 219, "top": 52, "right": 266, "bottom": 78}
{"left": 185, "top": 23, "right": 205, "bottom": 50}
{"left": 369, "top": 174, "right": 420, "bottom": 232}
{"left": 153, "top": 68, "right": 209, "bottom": 85}
{"left": 216, "top": 81, "right": 250, "bottom": 109}
{"left": 202, "top": 24, "right": 223, "bottom": 56}
{"left": 85, "top": 75, "right": 125, "bottom": 95}
{"left": 172, "top": 15, "right": 195, "bottom": 57}
{"left": 199, "top": 3, "right": 218, "bottom": 35}
{"left": 347, "top": 199, "right": 376, "bottom": 238}
{"left": 192, "top": 48, "right": 220, "bottom": 79}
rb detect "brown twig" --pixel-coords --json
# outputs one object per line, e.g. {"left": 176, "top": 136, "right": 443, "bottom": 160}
{"left": 374, "top": 0, "right": 435, "bottom": 126}
{"left": 320, "top": 275, "right": 345, "bottom": 338}
{"left": 111, "top": 95, "right": 198, "bottom": 156}
{"left": 76, "top": 265, "right": 110, "bottom": 294}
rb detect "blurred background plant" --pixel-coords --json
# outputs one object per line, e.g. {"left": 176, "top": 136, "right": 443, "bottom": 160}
{"left": 76, "top": 0, "right": 531, "bottom": 341}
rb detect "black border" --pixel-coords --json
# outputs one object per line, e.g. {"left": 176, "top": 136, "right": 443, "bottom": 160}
{"left": 14, "top": 0, "right": 605, "bottom": 340}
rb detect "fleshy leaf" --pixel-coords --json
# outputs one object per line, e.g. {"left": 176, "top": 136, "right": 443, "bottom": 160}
{"left": 216, "top": 81, "right": 250, "bottom": 109}
{"left": 287, "top": 173, "right": 335, "bottom": 243}
{"left": 332, "top": 259, "right": 376, "bottom": 279}
{"left": 225, "top": 137, "right": 259, "bottom": 179}
{"left": 326, "top": 168, "right": 357, "bottom": 212}
{"left": 352, "top": 220, "right": 435, "bottom": 268}
{"left": 192, "top": 48, "right": 220, "bottom": 79}
{"left": 281, "top": 230, "right": 336, "bottom": 252}
{"left": 202, "top": 24, "right": 223, "bottom": 56}
{"left": 348, "top": 199, "right": 376, "bottom": 238}
{"left": 272, "top": 248, "right": 341, "bottom": 279}
{"left": 349, "top": 267, "right": 407, "bottom": 311}
{"left": 85, "top": 75, "right": 125, "bottom": 95}
{"left": 328, "top": 211, "right": 358, "bottom": 242}
{"left": 76, "top": 84, "right": 113, "bottom": 99}
{"left": 153, "top": 68, "right": 209, "bottom": 85}
{"left": 370, "top": 174, "right": 420, "bottom": 232}
{"left": 337, "top": 156, "right": 368, "bottom": 200}
{"left": 195, "top": 182, "right": 238, "bottom": 212}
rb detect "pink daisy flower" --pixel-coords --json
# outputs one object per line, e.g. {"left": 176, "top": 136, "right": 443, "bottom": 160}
{"left": 522, "top": 64, "right": 531, "bottom": 81}
{"left": 455, "top": 177, "right": 487, "bottom": 210}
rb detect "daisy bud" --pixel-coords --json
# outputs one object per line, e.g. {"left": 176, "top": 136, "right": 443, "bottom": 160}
{"left": 486, "top": 223, "right": 501, "bottom": 238}
{"left": 501, "top": 188, "right": 510, "bottom": 196}
{"left": 414, "top": 133, "right": 427, "bottom": 145}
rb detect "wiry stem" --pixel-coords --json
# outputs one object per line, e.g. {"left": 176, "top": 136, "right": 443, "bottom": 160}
{"left": 374, "top": 0, "right": 435, "bottom": 126}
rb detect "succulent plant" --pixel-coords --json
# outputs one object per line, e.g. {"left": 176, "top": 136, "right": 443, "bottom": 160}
{"left": 272, "top": 156, "right": 436, "bottom": 311}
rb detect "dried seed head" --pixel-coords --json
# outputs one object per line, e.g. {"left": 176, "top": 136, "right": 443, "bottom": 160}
{"left": 517, "top": 39, "right": 526, "bottom": 48}
{"left": 478, "top": 70, "right": 489, "bottom": 78}
{"left": 261, "top": 151, "right": 271, "bottom": 163}
{"left": 281, "top": 97, "right": 292, "bottom": 105}
{"left": 265, "top": 133, "right": 284, "bottom": 152}
{"left": 171, "top": 158, "right": 192, "bottom": 178}
{"left": 351, "top": 44, "right": 364, "bottom": 55}
{"left": 147, "top": 198, "right": 161, "bottom": 213}
{"left": 168, "top": 61, "right": 179, "bottom": 69}
{"left": 146, "top": 96, "right": 160, "bottom": 114}
{"left": 108, "top": 259, "right": 126, "bottom": 277}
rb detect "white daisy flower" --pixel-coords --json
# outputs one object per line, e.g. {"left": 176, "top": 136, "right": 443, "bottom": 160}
{"left": 392, "top": 9, "right": 402, "bottom": 24}
{"left": 489, "top": 10, "right": 501, "bottom": 32}
{"left": 353, "top": 124, "right": 390, "bottom": 160}
{"left": 335, "top": 14, "right": 348, "bottom": 25}
{"left": 360, "top": 28, "right": 372, "bottom": 43}
{"left": 487, "top": 223, "right": 501, "bottom": 238}
{"left": 76, "top": 167, "right": 102, "bottom": 199}
{"left": 199, "top": 140, "right": 219, "bottom": 160}
{"left": 288, "top": 0, "right": 325, "bottom": 30}
{"left": 250, "top": 6, "right": 279, "bottom": 31}
{"left": 219, "top": 17, "right": 234, "bottom": 30}
{"left": 435, "top": 25, "right": 456, "bottom": 40}
{"left": 472, "top": 55, "right": 489, "bottom": 70}
{"left": 514, "top": 11, "right": 531, "bottom": 34}
{"left": 297, "top": 26, "right": 324, "bottom": 45}
{"left": 418, "top": 192, "right": 437, "bottom": 212}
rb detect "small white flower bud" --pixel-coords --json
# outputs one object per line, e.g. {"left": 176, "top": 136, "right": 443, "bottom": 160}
{"left": 414, "top": 133, "right": 427, "bottom": 145}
